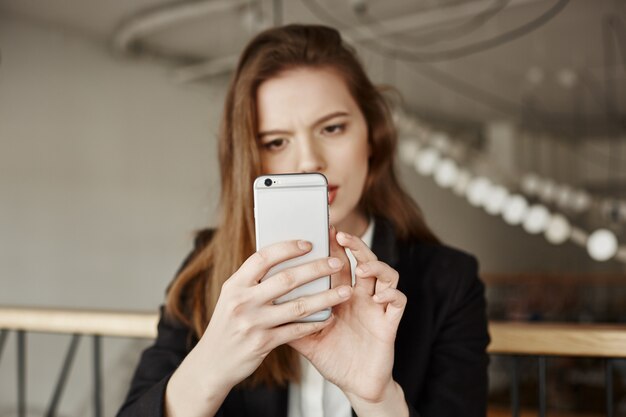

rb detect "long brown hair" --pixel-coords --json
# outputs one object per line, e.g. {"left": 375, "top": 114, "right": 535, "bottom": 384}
{"left": 166, "top": 24, "right": 438, "bottom": 387}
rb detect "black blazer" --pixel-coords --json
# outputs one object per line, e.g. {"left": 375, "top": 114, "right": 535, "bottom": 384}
{"left": 117, "top": 217, "right": 490, "bottom": 417}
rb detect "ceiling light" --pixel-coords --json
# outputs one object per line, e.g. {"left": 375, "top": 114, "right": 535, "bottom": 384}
{"left": 586, "top": 229, "right": 618, "bottom": 261}
{"left": 545, "top": 214, "right": 571, "bottom": 245}
{"left": 414, "top": 147, "right": 441, "bottom": 176}
{"left": 434, "top": 159, "right": 459, "bottom": 188}
{"left": 538, "top": 179, "right": 556, "bottom": 203}
{"left": 555, "top": 185, "right": 573, "bottom": 209}
{"left": 557, "top": 68, "right": 578, "bottom": 89}
{"left": 453, "top": 170, "right": 471, "bottom": 196}
{"left": 521, "top": 173, "right": 540, "bottom": 196}
{"left": 523, "top": 204, "right": 551, "bottom": 234}
{"left": 484, "top": 185, "right": 509, "bottom": 216}
{"left": 467, "top": 177, "right": 492, "bottom": 207}
{"left": 571, "top": 191, "right": 591, "bottom": 212}
{"left": 527, "top": 66, "right": 545, "bottom": 85}
{"left": 502, "top": 194, "right": 529, "bottom": 226}
{"left": 430, "top": 132, "right": 451, "bottom": 153}
{"left": 398, "top": 140, "right": 420, "bottom": 165}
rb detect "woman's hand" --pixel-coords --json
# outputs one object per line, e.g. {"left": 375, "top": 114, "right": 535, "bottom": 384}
{"left": 288, "top": 226, "right": 408, "bottom": 414}
{"left": 165, "top": 239, "right": 352, "bottom": 417}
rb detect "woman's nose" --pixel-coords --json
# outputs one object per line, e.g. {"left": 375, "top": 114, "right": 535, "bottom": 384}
{"left": 296, "top": 137, "right": 326, "bottom": 173}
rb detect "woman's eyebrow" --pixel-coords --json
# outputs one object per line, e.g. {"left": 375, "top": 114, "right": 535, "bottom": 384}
{"left": 312, "top": 111, "right": 350, "bottom": 126}
{"left": 258, "top": 111, "right": 350, "bottom": 139}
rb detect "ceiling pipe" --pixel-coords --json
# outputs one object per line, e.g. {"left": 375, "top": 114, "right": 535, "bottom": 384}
{"left": 113, "top": 0, "right": 544, "bottom": 81}
{"left": 113, "top": 0, "right": 251, "bottom": 53}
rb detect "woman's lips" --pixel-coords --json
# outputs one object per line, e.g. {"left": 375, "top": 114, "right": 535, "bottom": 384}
{"left": 328, "top": 185, "right": 339, "bottom": 205}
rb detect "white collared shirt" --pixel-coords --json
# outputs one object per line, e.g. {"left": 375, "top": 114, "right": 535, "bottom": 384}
{"left": 287, "top": 219, "right": 375, "bottom": 417}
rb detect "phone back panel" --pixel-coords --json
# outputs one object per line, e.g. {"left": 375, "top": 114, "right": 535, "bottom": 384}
{"left": 253, "top": 173, "right": 330, "bottom": 320}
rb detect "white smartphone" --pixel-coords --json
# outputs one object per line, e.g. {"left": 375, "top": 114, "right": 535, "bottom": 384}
{"left": 253, "top": 173, "right": 331, "bottom": 322}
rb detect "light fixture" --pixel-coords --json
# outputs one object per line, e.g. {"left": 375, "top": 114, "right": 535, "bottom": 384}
{"left": 586, "top": 229, "right": 618, "bottom": 261}
{"left": 398, "top": 140, "right": 420, "bottom": 166}
{"left": 555, "top": 185, "right": 573, "bottom": 209}
{"left": 521, "top": 173, "right": 540, "bottom": 196}
{"left": 523, "top": 204, "right": 551, "bottom": 234}
{"left": 502, "top": 194, "right": 529, "bottom": 226}
{"left": 571, "top": 191, "right": 591, "bottom": 212}
{"left": 466, "top": 177, "right": 492, "bottom": 207}
{"left": 434, "top": 159, "right": 459, "bottom": 188}
{"left": 484, "top": 185, "right": 509, "bottom": 216}
{"left": 453, "top": 170, "right": 472, "bottom": 196}
{"left": 538, "top": 179, "right": 557, "bottom": 203}
{"left": 527, "top": 66, "right": 545, "bottom": 85}
{"left": 557, "top": 68, "right": 578, "bottom": 89}
{"left": 414, "top": 147, "right": 441, "bottom": 176}
{"left": 545, "top": 214, "right": 571, "bottom": 245}
{"left": 430, "top": 132, "right": 451, "bottom": 153}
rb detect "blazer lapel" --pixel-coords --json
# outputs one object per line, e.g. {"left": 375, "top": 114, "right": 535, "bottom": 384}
{"left": 371, "top": 216, "right": 399, "bottom": 268}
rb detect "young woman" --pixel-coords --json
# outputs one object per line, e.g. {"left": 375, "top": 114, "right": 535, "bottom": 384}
{"left": 117, "top": 24, "right": 489, "bottom": 417}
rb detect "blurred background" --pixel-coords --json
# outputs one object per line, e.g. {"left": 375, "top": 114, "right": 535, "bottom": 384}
{"left": 0, "top": 0, "right": 625, "bottom": 415}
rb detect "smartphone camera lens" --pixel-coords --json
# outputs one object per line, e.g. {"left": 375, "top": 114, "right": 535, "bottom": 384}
{"left": 264, "top": 178, "right": 272, "bottom": 187}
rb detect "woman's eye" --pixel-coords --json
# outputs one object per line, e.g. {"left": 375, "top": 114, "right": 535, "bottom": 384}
{"left": 322, "top": 123, "right": 345, "bottom": 135}
{"left": 262, "top": 138, "right": 286, "bottom": 151}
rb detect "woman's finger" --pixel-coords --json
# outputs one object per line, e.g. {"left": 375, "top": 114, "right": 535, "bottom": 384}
{"left": 336, "top": 231, "right": 377, "bottom": 294}
{"left": 335, "top": 231, "right": 377, "bottom": 263}
{"left": 253, "top": 257, "right": 344, "bottom": 304}
{"left": 261, "top": 285, "right": 352, "bottom": 327}
{"left": 354, "top": 260, "right": 400, "bottom": 292}
{"left": 235, "top": 239, "right": 314, "bottom": 286}
{"left": 329, "top": 225, "right": 352, "bottom": 288}
{"left": 372, "top": 288, "right": 407, "bottom": 323}
{"left": 270, "top": 315, "right": 334, "bottom": 348}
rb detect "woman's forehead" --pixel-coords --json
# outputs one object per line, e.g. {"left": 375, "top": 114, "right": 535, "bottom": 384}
{"left": 256, "top": 68, "right": 358, "bottom": 128}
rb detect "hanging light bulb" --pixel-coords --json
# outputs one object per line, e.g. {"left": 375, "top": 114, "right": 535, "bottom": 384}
{"left": 453, "top": 169, "right": 471, "bottom": 196}
{"left": 523, "top": 204, "right": 551, "bottom": 234}
{"left": 555, "top": 185, "right": 573, "bottom": 209}
{"left": 545, "top": 214, "right": 571, "bottom": 245}
{"left": 430, "top": 132, "right": 451, "bottom": 153}
{"left": 586, "top": 229, "right": 618, "bottom": 261}
{"left": 521, "top": 173, "right": 541, "bottom": 196}
{"left": 466, "top": 177, "right": 492, "bottom": 207}
{"left": 398, "top": 140, "right": 420, "bottom": 165}
{"left": 502, "top": 194, "right": 529, "bottom": 225}
{"left": 571, "top": 190, "right": 591, "bottom": 213}
{"left": 414, "top": 147, "right": 441, "bottom": 176}
{"left": 484, "top": 185, "right": 509, "bottom": 216}
{"left": 538, "top": 179, "right": 557, "bottom": 204}
{"left": 434, "top": 158, "right": 459, "bottom": 188}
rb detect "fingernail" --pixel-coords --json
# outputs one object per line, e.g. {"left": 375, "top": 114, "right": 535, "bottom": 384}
{"left": 356, "top": 264, "right": 369, "bottom": 275}
{"left": 298, "top": 240, "right": 312, "bottom": 251}
{"left": 338, "top": 232, "right": 351, "bottom": 240}
{"left": 328, "top": 257, "right": 343, "bottom": 269}
{"left": 338, "top": 286, "right": 351, "bottom": 298}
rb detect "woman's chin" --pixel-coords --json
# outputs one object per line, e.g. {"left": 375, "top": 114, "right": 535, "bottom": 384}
{"left": 329, "top": 208, "right": 344, "bottom": 229}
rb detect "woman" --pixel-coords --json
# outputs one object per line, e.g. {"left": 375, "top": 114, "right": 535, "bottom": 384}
{"left": 118, "top": 24, "right": 489, "bottom": 417}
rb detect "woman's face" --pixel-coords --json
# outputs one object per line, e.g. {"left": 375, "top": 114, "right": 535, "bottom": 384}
{"left": 256, "top": 67, "right": 370, "bottom": 235}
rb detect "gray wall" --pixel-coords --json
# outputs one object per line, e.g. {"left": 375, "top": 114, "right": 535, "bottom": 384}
{"left": 0, "top": 15, "right": 224, "bottom": 416}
